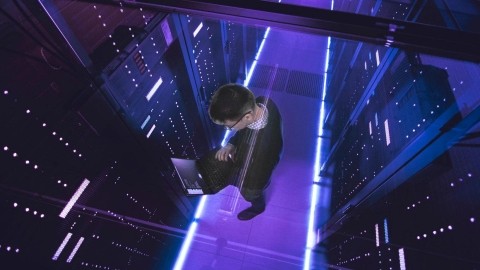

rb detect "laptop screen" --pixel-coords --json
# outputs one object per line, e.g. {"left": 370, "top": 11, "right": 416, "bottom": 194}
{"left": 171, "top": 158, "right": 204, "bottom": 195}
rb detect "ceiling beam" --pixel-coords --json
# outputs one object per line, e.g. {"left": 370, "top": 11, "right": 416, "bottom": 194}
{"left": 121, "top": 0, "right": 480, "bottom": 62}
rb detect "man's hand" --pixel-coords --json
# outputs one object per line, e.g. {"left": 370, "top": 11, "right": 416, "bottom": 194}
{"left": 215, "top": 144, "right": 236, "bottom": 162}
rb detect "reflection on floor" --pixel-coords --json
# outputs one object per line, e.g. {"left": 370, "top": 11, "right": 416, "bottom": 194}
{"left": 176, "top": 27, "right": 334, "bottom": 270}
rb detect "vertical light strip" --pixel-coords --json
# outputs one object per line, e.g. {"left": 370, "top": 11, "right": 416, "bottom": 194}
{"left": 375, "top": 223, "right": 380, "bottom": 247}
{"left": 161, "top": 19, "right": 173, "bottom": 46}
{"left": 221, "top": 130, "right": 233, "bottom": 147}
{"left": 244, "top": 27, "right": 271, "bottom": 86}
{"left": 223, "top": 26, "right": 271, "bottom": 146}
{"left": 304, "top": 4, "right": 333, "bottom": 266}
{"left": 223, "top": 23, "right": 274, "bottom": 159}
{"left": 146, "top": 124, "right": 156, "bottom": 138}
{"left": 146, "top": 77, "right": 163, "bottom": 101}
{"left": 399, "top": 248, "right": 406, "bottom": 270}
{"left": 376, "top": 49, "right": 380, "bottom": 66}
{"left": 59, "top": 179, "right": 90, "bottom": 218}
{"left": 175, "top": 16, "right": 275, "bottom": 270}
{"left": 66, "top": 237, "right": 84, "bottom": 263}
{"left": 193, "top": 22, "right": 203, "bottom": 38}
{"left": 172, "top": 196, "right": 208, "bottom": 270}
{"left": 52, "top": 232, "right": 72, "bottom": 261}
{"left": 384, "top": 119, "right": 391, "bottom": 146}
{"left": 369, "top": 121, "right": 372, "bottom": 135}
{"left": 194, "top": 195, "right": 208, "bottom": 219}
{"left": 384, "top": 218, "right": 390, "bottom": 244}
{"left": 141, "top": 115, "right": 151, "bottom": 129}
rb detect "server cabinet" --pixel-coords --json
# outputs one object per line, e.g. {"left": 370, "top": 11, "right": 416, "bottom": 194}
{"left": 0, "top": 1, "right": 265, "bottom": 269}
{"left": 319, "top": 1, "right": 480, "bottom": 268}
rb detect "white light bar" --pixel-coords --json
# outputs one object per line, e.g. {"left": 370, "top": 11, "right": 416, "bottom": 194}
{"left": 221, "top": 130, "right": 233, "bottom": 147}
{"left": 141, "top": 115, "right": 151, "bottom": 129}
{"left": 304, "top": 27, "right": 332, "bottom": 270}
{"left": 375, "top": 223, "right": 380, "bottom": 247}
{"left": 66, "top": 237, "right": 84, "bottom": 263}
{"left": 399, "top": 248, "right": 406, "bottom": 270}
{"left": 194, "top": 195, "right": 208, "bottom": 219}
{"left": 193, "top": 22, "right": 203, "bottom": 38}
{"left": 384, "top": 119, "right": 391, "bottom": 146}
{"left": 52, "top": 233, "right": 72, "bottom": 260}
{"left": 244, "top": 27, "right": 271, "bottom": 86}
{"left": 173, "top": 222, "right": 198, "bottom": 270}
{"left": 161, "top": 19, "right": 173, "bottom": 46}
{"left": 146, "top": 77, "right": 163, "bottom": 101}
{"left": 172, "top": 196, "right": 208, "bottom": 270}
{"left": 175, "top": 12, "right": 275, "bottom": 270}
{"left": 59, "top": 179, "right": 90, "bottom": 218}
{"left": 376, "top": 49, "right": 380, "bottom": 66}
{"left": 146, "top": 124, "right": 156, "bottom": 138}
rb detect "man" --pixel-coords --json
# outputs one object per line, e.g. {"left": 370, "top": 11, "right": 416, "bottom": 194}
{"left": 208, "top": 83, "right": 283, "bottom": 220}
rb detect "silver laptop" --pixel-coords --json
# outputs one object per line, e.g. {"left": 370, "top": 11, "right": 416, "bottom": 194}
{"left": 171, "top": 158, "right": 205, "bottom": 195}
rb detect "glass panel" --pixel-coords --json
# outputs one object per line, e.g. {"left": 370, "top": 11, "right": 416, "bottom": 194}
{"left": 1, "top": 0, "right": 479, "bottom": 269}
{"left": 266, "top": 0, "right": 480, "bottom": 32}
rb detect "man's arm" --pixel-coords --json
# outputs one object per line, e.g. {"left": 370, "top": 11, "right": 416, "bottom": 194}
{"left": 215, "top": 143, "right": 235, "bottom": 161}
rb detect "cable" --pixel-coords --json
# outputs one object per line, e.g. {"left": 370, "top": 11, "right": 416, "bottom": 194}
{"left": 12, "top": 0, "right": 77, "bottom": 70}
{"left": 40, "top": 46, "right": 62, "bottom": 70}
{"left": 0, "top": 46, "right": 77, "bottom": 78}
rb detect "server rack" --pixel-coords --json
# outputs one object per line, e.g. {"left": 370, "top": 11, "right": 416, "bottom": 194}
{"left": 0, "top": 1, "right": 264, "bottom": 268}
{"left": 319, "top": 0, "right": 480, "bottom": 268}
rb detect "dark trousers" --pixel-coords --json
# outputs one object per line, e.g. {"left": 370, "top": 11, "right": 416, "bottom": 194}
{"left": 230, "top": 156, "right": 279, "bottom": 210}
{"left": 240, "top": 188, "right": 266, "bottom": 210}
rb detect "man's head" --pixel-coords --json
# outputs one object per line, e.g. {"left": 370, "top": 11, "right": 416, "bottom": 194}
{"left": 208, "top": 83, "right": 256, "bottom": 131}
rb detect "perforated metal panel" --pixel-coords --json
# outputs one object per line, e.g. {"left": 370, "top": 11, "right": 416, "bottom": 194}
{"left": 286, "top": 70, "right": 323, "bottom": 98}
{"left": 249, "top": 64, "right": 321, "bottom": 98}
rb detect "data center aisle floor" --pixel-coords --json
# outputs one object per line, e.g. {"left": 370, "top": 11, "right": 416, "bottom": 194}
{"left": 181, "top": 29, "right": 329, "bottom": 270}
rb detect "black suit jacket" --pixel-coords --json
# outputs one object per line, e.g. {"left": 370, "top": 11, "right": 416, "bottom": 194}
{"left": 228, "top": 96, "right": 284, "bottom": 190}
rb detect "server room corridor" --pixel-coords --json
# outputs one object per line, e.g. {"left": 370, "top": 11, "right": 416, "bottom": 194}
{"left": 2, "top": 1, "right": 480, "bottom": 270}
{"left": 175, "top": 28, "right": 331, "bottom": 270}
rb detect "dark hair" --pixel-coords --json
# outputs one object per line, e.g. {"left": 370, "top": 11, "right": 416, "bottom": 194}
{"left": 208, "top": 84, "right": 255, "bottom": 123}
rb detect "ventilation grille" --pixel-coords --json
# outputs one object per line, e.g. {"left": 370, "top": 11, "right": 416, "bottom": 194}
{"left": 286, "top": 70, "right": 323, "bottom": 99}
{"left": 248, "top": 64, "right": 322, "bottom": 99}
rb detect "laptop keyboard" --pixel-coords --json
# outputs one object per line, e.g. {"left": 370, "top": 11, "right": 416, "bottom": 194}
{"left": 196, "top": 149, "right": 234, "bottom": 194}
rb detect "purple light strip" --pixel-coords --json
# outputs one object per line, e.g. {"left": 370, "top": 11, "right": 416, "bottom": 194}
{"left": 175, "top": 13, "right": 275, "bottom": 270}
{"left": 304, "top": 2, "right": 334, "bottom": 269}
{"left": 59, "top": 179, "right": 90, "bottom": 218}
{"left": 172, "top": 196, "right": 208, "bottom": 270}
{"left": 66, "top": 237, "right": 85, "bottom": 263}
{"left": 52, "top": 232, "right": 72, "bottom": 261}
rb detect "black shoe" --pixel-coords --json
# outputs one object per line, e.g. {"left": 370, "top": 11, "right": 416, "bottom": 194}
{"left": 237, "top": 206, "right": 265, "bottom": 221}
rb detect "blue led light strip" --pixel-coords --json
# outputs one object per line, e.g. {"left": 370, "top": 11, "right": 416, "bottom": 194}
{"left": 173, "top": 25, "right": 272, "bottom": 270}
{"left": 222, "top": 27, "right": 271, "bottom": 146}
{"left": 244, "top": 28, "right": 271, "bottom": 86}
{"left": 384, "top": 218, "right": 390, "bottom": 244}
{"left": 172, "top": 196, "right": 207, "bottom": 270}
{"left": 304, "top": 2, "right": 334, "bottom": 269}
